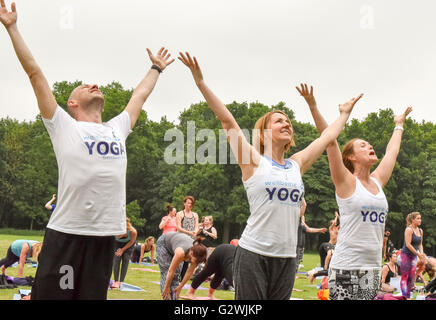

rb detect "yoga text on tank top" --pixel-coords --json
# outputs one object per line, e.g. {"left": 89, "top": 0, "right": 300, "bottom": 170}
{"left": 331, "top": 176, "right": 388, "bottom": 269}
{"left": 239, "top": 156, "right": 304, "bottom": 258}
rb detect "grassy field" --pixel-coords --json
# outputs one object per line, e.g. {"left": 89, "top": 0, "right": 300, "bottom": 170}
{"left": 0, "top": 229, "right": 337, "bottom": 300}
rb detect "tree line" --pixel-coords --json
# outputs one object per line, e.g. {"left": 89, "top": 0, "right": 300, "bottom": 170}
{"left": 0, "top": 81, "right": 435, "bottom": 255}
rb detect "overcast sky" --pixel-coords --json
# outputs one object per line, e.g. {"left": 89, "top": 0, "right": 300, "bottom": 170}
{"left": 0, "top": 0, "right": 435, "bottom": 126}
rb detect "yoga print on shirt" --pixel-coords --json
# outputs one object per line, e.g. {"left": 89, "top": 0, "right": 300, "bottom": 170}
{"left": 83, "top": 134, "right": 126, "bottom": 160}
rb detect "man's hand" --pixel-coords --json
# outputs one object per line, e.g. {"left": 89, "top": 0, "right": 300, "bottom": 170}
{"left": 146, "top": 47, "right": 175, "bottom": 72}
{"left": 0, "top": 0, "right": 17, "bottom": 29}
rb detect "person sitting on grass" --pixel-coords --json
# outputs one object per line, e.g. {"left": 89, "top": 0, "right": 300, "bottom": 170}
{"left": 380, "top": 250, "right": 400, "bottom": 293}
{"left": 0, "top": 240, "right": 42, "bottom": 278}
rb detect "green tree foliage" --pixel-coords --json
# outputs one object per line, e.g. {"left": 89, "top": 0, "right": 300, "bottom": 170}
{"left": 126, "top": 200, "right": 146, "bottom": 231}
{"left": 0, "top": 82, "right": 434, "bottom": 253}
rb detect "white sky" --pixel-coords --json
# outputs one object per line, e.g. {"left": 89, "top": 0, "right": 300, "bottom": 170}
{"left": 0, "top": 0, "right": 435, "bottom": 126}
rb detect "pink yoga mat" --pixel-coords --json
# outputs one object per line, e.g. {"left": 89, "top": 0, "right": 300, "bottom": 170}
{"left": 132, "top": 268, "right": 160, "bottom": 273}
{"left": 180, "top": 295, "right": 220, "bottom": 300}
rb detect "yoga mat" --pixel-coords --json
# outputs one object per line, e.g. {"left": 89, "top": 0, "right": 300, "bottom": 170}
{"left": 151, "top": 281, "right": 209, "bottom": 291}
{"left": 109, "top": 280, "right": 145, "bottom": 291}
{"left": 131, "top": 268, "right": 159, "bottom": 273}
{"left": 12, "top": 289, "right": 31, "bottom": 300}
{"left": 11, "top": 262, "right": 37, "bottom": 268}
{"left": 129, "top": 262, "right": 154, "bottom": 266}
{"left": 180, "top": 295, "right": 220, "bottom": 300}
{"left": 120, "top": 283, "right": 145, "bottom": 292}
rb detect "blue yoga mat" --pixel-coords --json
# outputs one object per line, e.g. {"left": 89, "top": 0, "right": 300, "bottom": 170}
{"left": 129, "top": 262, "right": 154, "bottom": 266}
{"left": 12, "top": 289, "right": 31, "bottom": 300}
{"left": 120, "top": 283, "right": 145, "bottom": 292}
{"left": 109, "top": 280, "right": 145, "bottom": 292}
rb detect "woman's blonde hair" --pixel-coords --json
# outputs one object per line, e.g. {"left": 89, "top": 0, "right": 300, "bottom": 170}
{"left": 145, "top": 236, "right": 155, "bottom": 243}
{"left": 406, "top": 212, "right": 421, "bottom": 226}
{"left": 204, "top": 216, "right": 213, "bottom": 224}
{"left": 253, "top": 110, "right": 295, "bottom": 155}
{"left": 32, "top": 242, "right": 43, "bottom": 261}
{"left": 126, "top": 217, "right": 133, "bottom": 230}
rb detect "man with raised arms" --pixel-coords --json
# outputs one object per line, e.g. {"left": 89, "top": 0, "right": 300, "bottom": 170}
{"left": 0, "top": 0, "right": 174, "bottom": 299}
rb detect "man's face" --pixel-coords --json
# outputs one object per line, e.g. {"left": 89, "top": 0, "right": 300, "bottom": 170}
{"left": 69, "top": 84, "right": 105, "bottom": 113}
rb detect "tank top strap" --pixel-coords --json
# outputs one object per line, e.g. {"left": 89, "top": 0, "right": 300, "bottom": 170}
{"left": 354, "top": 176, "right": 382, "bottom": 196}
{"left": 369, "top": 176, "right": 383, "bottom": 192}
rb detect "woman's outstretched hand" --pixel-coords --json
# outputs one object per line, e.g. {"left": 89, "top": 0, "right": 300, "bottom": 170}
{"left": 394, "top": 106, "right": 412, "bottom": 127}
{"left": 339, "top": 93, "right": 364, "bottom": 115}
{"left": 178, "top": 52, "right": 204, "bottom": 86}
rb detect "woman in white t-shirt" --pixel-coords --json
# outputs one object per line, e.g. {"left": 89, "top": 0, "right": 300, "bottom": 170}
{"left": 299, "top": 83, "right": 412, "bottom": 300}
{"left": 178, "top": 53, "right": 362, "bottom": 300}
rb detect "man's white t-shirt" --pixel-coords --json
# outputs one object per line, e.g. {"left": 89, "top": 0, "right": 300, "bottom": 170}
{"left": 42, "top": 106, "right": 132, "bottom": 236}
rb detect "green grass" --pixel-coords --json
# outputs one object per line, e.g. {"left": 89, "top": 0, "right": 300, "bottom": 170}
{"left": 0, "top": 229, "right": 326, "bottom": 300}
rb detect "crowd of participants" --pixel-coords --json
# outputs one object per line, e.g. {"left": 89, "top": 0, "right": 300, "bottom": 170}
{"left": 0, "top": 0, "right": 434, "bottom": 301}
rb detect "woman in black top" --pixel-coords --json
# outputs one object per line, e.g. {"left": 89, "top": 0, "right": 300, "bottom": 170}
{"left": 381, "top": 251, "right": 399, "bottom": 293}
{"left": 197, "top": 216, "right": 218, "bottom": 249}
{"left": 186, "top": 243, "right": 236, "bottom": 300}
{"left": 131, "top": 236, "right": 155, "bottom": 264}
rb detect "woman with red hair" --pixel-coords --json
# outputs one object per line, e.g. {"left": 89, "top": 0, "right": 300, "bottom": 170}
{"left": 299, "top": 83, "right": 412, "bottom": 300}
{"left": 179, "top": 52, "right": 361, "bottom": 300}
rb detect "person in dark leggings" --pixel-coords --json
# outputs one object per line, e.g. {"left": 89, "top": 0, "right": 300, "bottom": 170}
{"left": 112, "top": 218, "right": 137, "bottom": 288}
{"left": 1, "top": 240, "right": 42, "bottom": 278}
{"left": 296, "top": 198, "right": 327, "bottom": 274}
{"left": 186, "top": 243, "right": 236, "bottom": 300}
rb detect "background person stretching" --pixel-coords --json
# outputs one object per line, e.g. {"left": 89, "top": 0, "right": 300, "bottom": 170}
{"left": 299, "top": 83, "right": 412, "bottom": 300}
{"left": 156, "top": 232, "right": 207, "bottom": 300}
{"left": 0, "top": 0, "right": 174, "bottom": 299}
{"left": 179, "top": 52, "right": 361, "bottom": 300}
{"left": 1, "top": 240, "right": 42, "bottom": 278}
{"left": 131, "top": 236, "right": 155, "bottom": 264}
{"left": 112, "top": 218, "right": 137, "bottom": 289}
{"left": 186, "top": 243, "right": 237, "bottom": 300}
{"left": 44, "top": 194, "right": 56, "bottom": 213}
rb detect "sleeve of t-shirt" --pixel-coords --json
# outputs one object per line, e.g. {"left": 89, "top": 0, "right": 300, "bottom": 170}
{"left": 41, "top": 106, "right": 76, "bottom": 142}
{"left": 107, "top": 110, "right": 133, "bottom": 141}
